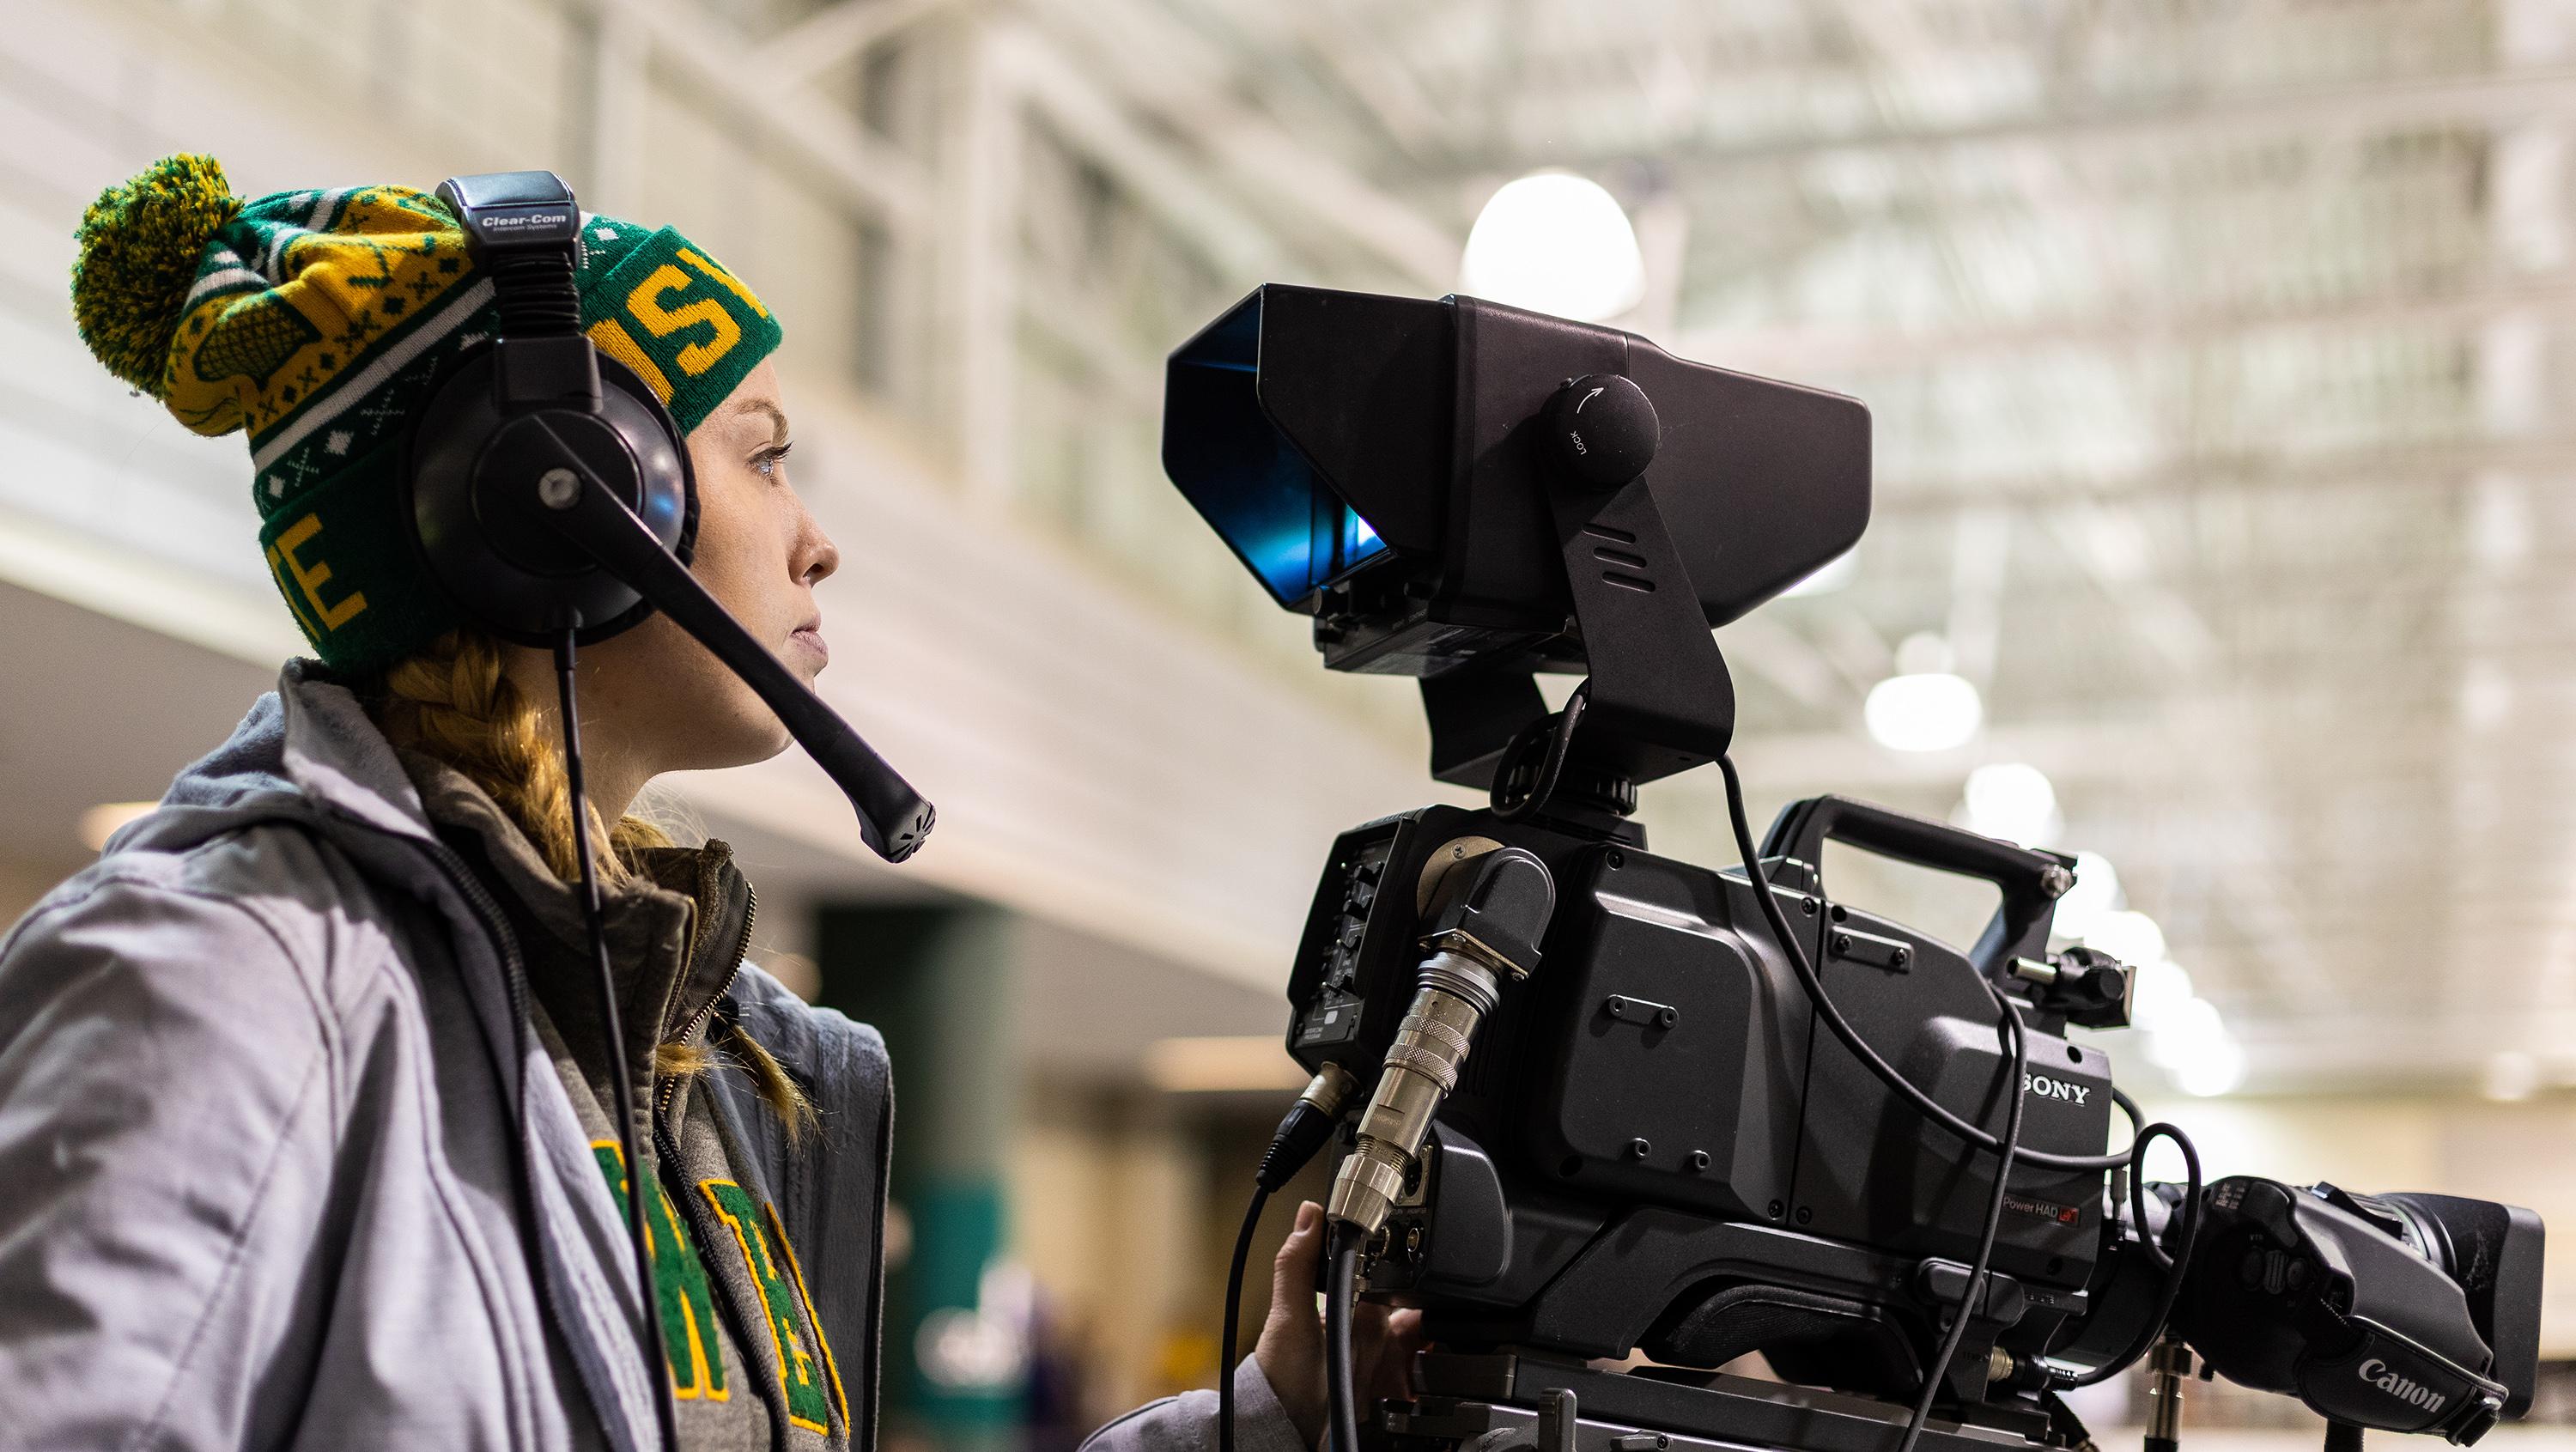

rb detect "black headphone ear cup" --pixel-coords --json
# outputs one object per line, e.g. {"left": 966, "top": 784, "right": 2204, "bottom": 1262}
{"left": 404, "top": 347, "right": 696, "bottom": 646}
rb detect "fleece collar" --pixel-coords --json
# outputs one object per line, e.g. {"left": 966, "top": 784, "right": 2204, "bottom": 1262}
{"left": 401, "top": 748, "right": 754, "bottom": 1077}
{"left": 122, "top": 659, "right": 756, "bottom": 1060}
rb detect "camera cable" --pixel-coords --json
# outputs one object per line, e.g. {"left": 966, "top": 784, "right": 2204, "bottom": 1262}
{"left": 1224, "top": 1070, "right": 1358, "bottom": 1452}
{"left": 556, "top": 632, "right": 683, "bottom": 1452}
{"left": 2059, "top": 1123, "right": 2202, "bottom": 1388}
{"left": 1325, "top": 1220, "right": 1365, "bottom": 1452}
{"left": 2110, "top": 1087, "right": 2145, "bottom": 1260}
{"left": 1898, "top": 978, "right": 2028, "bottom": 1452}
{"left": 1219, "top": 1188, "right": 1271, "bottom": 1452}
{"left": 1492, "top": 684, "right": 1589, "bottom": 823}
{"left": 1717, "top": 752, "right": 2207, "bottom": 1385}
{"left": 1717, "top": 753, "right": 2126, "bottom": 1175}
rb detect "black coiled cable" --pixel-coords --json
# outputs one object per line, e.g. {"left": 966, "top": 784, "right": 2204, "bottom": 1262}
{"left": 488, "top": 247, "right": 584, "bottom": 338}
{"left": 2062, "top": 1123, "right": 2202, "bottom": 1388}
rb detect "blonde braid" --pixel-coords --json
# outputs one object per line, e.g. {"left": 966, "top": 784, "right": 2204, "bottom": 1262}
{"left": 374, "top": 629, "right": 672, "bottom": 881}
{"left": 374, "top": 629, "right": 809, "bottom": 1132}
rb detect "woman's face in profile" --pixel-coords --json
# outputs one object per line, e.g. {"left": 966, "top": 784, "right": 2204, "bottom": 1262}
{"left": 585, "top": 358, "right": 842, "bottom": 774}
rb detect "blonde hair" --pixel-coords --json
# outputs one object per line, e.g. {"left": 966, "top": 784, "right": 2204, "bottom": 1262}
{"left": 374, "top": 629, "right": 814, "bottom": 1138}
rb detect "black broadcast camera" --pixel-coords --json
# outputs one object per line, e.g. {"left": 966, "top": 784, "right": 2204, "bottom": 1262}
{"left": 1161, "top": 287, "right": 2546, "bottom": 1452}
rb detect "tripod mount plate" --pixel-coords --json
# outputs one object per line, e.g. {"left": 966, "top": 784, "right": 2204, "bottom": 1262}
{"left": 1396, "top": 1353, "right": 2053, "bottom": 1452}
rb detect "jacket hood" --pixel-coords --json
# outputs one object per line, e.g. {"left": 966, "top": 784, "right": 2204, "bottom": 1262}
{"left": 86, "top": 655, "right": 894, "bottom": 1450}
{"left": 114, "top": 658, "right": 440, "bottom": 859}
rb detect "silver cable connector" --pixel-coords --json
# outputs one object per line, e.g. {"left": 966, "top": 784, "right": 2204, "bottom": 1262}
{"left": 1329, "top": 950, "right": 1504, "bottom": 1236}
{"left": 1326, "top": 842, "right": 1555, "bottom": 1241}
{"left": 1301, "top": 1061, "right": 1359, "bottom": 1119}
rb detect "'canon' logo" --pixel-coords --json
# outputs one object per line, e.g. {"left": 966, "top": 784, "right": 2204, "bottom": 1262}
{"left": 2021, "top": 1072, "right": 2090, "bottom": 1105}
{"left": 2359, "top": 1358, "right": 2448, "bottom": 1415}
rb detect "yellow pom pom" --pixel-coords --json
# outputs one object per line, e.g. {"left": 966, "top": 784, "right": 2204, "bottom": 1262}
{"left": 71, "top": 155, "right": 242, "bottom": 397}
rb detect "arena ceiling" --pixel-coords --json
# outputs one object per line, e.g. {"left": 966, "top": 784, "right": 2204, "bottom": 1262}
{"left": 986, "top": 0, "right": 2576, "bottom": 1097}
{"left": 27, "top": 0, "right": 2576, "bottom": 1097}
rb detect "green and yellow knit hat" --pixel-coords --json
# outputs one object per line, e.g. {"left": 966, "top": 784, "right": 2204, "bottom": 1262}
{"left": 70, "top": 155, "right": 784, "bottom": 673}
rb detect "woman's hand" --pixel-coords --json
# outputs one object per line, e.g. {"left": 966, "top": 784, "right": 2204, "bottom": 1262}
{"left": 1252, "top": 1200, "right": 1428, "bottom": 1450}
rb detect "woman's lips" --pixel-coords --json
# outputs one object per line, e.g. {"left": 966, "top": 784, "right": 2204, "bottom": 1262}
{"left": 789, "top": 626, "right": 829, "bottom": 667}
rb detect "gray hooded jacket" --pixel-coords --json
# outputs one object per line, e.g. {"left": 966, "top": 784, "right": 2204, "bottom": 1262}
{"left": 0, "top": 663, "right": 1304, "bottom": 1452}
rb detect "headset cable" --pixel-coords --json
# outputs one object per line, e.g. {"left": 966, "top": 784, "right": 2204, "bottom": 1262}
{"left": 557, "top": 630, "right": 682, "bottom": 1452}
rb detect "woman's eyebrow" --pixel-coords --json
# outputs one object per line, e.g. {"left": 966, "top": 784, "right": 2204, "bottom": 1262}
{"left": 728, "top": 398, "right": 791, "bottom": 444}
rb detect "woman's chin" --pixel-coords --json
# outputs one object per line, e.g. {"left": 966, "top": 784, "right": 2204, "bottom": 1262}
{"left": 661, "top": 711, "right": 799, "bottom": 775}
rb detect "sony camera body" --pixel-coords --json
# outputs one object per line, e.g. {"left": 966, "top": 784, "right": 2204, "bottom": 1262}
{"left": 1282, "top": 799, "right": 2543, "bottom": 1445}
{"left": 1163, "top": 284, "right": 2544, "bottom": 1450}
{"left": 1286, "top": 799, "right": 2113, "bottom": 1413}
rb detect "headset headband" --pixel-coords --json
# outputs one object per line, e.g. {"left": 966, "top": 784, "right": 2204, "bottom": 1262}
{"left": 406, "top": 170, "right": 933, "bottom": 862}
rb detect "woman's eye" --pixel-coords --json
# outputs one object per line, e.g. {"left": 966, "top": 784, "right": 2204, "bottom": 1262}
{"left": 752, "top": 443, "right": 793, "bottom": 477}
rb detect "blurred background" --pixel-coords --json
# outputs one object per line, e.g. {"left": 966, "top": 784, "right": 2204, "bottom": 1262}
{"left": 6, "top": 0, "right": 2576, "bottom": 1447}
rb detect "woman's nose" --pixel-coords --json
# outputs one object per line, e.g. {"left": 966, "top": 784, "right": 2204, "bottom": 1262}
{"left": 801, "top": 515, "right": 841, "bottom": 586}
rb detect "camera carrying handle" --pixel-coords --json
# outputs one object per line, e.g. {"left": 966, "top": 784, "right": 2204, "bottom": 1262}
{"left": 1760, "top": 794, "right": 2073, "bottom": 978}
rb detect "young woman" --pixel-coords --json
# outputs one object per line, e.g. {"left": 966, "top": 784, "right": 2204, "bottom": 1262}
{"left": 0, "top": 156, "right": 1418, "bottom": 1449}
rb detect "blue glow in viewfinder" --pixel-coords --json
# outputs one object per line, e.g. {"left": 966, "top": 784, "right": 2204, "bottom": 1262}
{"left": 1166, "top": 292, "right": 1392, "bottom": 604}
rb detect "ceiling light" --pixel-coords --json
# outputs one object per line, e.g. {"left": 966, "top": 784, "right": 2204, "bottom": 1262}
{"left": 2130, "top": 960, "right": 2196, "bottom": 1031}
{"left": 2082, "top": 909, "right": 2166, "bottom": 972}
{"left": 1459, "top": 172, "right": 1647, "bottom": 323}
{"left": 2482, "top": 1050, "right": 2541, "bottom": 1103}
{"left": 78, "top": 800, "right": 156, "bottom": 852}
{"left": 2469, "top": 474, "right": 2532, "bottom": 568}
{"left": 1142, "top": 1036, "right": 1309, "bottom": 1093}
{"left": 2459, "top": 661, "right": 2513, "bottom": 732}
{"left": 2170, "top": 1035, "right": 2248, "bottom": 1097}
{"left": 1864, "top": 672, "right": 1983, "bottom": 752}
{"left": 1960, "top": 762, "right": 2060, "bottom": 847}
{"left": 2144, "top": 997, "right": 2225, "bottom": 1066}
{"left": 2145, "top": 996, "right": 2245, "bottom": 1096}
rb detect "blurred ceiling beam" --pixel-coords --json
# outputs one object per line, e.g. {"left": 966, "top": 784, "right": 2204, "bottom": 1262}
{"left": 751, "top": 0, "right": 957, "bottom": 87}
{"left": 1525, "top": 64, "right": 2576, "bottom": 177}
{"left": 940, "top": 21, "right": 1024, "bottom": 504}
{"left": 2227, "top": 1009, "right": 2576, "bottom": 1092}
{"left": 1872, "top": 434, "right": 2576, "bottom": 512}
{"left": 988, "top": 22, "right": 1287, "bottom": 283}
{"left": 1684, "top": 276, "right": 2576, "bottom": 376}
{"left": 1273, "top": 7, "right": 1450, "bottom": 162}
{"left": 1037, "top": 0, "right": 1461, "bottom": 290}
{"left": 592, "top": 0, "right": 933, "bottom": 225}
{"left": 579, "top": 7, "right": 652, "bottom": 218}
{"left": 1722, "top": 712, "right": 2500, "bottom": 793}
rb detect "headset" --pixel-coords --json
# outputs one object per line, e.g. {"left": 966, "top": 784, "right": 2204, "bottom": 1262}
{"left": 403, "top": 169, "right": 933, "bottom": 1449}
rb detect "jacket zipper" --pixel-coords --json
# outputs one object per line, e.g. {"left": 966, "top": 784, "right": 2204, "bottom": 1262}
{"left": 650, "top": 883, "right": 811, "bottom": 1449}
{"left": 655, "top": 883, "right": 753, "bottom": 1121}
